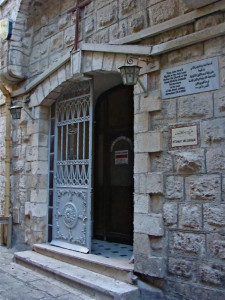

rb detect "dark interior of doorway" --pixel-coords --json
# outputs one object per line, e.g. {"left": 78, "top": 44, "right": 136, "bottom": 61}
{"left": 93, "top": 85, "right": 134, "bottom": 245}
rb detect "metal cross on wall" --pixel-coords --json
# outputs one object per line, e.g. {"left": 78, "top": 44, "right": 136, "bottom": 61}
{"left": 68, "top": 0, "right": 91, "bottom": 50}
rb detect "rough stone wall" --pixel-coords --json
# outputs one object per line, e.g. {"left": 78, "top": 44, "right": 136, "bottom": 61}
{"left": 0, "top": 0, "right": 22, "bottom": 82}
{"left": 6, "top": 0, "right": 225, "bottom": 86}
{"left": 133, "top": 18, "right": 225, "bottom": 300}
{"left": 10, "top": 105, "right": 50, "bottom": 248}
{"left": 26, "top": 0, "right": 76, "bottom": 80}
{"left": 5, "top": 0, "right": 193, "bottom": 83}
{"left": 0, "top": 0, "right": 20, "bottom": 19}
{"left": 0, "top": 0, "right": 20, "bottom": 240}
{"left": 83, "top": 0, "right": 192, "bottom": 43}
{"left": 162, "top": 39, "right": 225, "bottom": 299}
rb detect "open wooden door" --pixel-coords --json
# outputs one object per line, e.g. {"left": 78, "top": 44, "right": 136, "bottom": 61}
{"left": 94, "top": 85, "right": 134, "bottom": 245}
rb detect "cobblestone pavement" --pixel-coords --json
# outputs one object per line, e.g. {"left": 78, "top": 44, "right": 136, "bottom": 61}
{"left": 0, "top": 246, "right": 92, "bottom": 300}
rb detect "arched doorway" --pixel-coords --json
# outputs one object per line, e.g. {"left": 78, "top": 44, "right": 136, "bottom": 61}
{"left": 93, "top": 85, "right": 134, "bottom": 245}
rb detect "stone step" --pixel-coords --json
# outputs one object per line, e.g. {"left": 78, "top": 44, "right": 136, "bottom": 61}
{"left": 14, "top": 251, "right": 140, "bottom": 300}
{"left": 33, "top": 243, "right": 134, "bottom": 284}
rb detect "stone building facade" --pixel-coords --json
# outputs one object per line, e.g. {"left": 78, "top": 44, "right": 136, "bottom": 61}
{"left": 0, "top": 0, "right": 225, "bottom": 299}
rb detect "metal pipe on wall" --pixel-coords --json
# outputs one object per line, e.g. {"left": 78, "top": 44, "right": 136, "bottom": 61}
{"left": 0, "top": 83, "right": 11, "bottom": 246}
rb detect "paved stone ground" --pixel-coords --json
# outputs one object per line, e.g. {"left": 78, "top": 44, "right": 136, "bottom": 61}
{"left": 0, "top": 246, "right": 92, "bottom": 300}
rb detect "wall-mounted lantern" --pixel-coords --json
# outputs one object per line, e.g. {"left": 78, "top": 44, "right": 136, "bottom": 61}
{"left": 118, "top": 65, "right": 141, "bottom": 86}
{"left": 9, "top": 105, "right": 22, "bottom": 120}
{"left": 9, "top": 98, "right": 35, "bottom": 121}
{"left": 119, "top": 57, "right": 148, "bottom": 97}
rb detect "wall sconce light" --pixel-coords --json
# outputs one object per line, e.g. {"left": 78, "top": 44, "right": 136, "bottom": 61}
{"left": 9, "top": 98, "right": 35, "bottom": 121}
{"left": 119, "top": 57, "right": 148, "bottom": 97}
{"left": 118, "top": 65, "right": 141, "bottom": 85}
{"left": 9, "top": 105, "right": 22, "bottom": 120}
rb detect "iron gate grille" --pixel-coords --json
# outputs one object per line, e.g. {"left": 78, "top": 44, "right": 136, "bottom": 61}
{"left": 51, "top": 81, "right": 93, "bottom": 252}
{"left": 56, "top": 95, "right": 90, "bottom": 187}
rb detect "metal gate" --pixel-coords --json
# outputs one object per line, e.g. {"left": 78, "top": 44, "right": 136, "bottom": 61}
{"left": 51, "top": 81, "right": 92, "bottom": 253}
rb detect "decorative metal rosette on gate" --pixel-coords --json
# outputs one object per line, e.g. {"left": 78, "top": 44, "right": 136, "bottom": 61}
{"left": 63, "top": 202, "right": 78, "bottom": 229}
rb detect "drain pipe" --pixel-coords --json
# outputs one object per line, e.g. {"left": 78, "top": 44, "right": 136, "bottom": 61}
{"left": 0, "top": 83, "right": 11, "bottom": 246}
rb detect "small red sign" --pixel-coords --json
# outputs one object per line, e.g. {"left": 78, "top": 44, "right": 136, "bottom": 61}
{"left": 115, "top": 150, "right": 128, "bottom": 165}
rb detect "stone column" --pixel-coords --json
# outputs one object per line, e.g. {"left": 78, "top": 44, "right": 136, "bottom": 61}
{"left": 133, "top": 60, "right": 166, "bottom": 279}
{"left": 24, "top": 105, "right": 49, "bottom": 245}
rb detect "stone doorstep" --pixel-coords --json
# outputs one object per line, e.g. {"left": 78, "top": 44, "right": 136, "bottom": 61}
{"left": 14, "top": 251, "right": 140, "bottom": 300}
{"left": 33, "top": 243, "right": 134, "bottom": 284}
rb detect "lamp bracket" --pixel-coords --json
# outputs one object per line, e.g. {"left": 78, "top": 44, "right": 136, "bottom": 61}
{"left": 119, "top": 57, "right": 149, "bottom": 97}
{"left": 126, "top": 56, "right": 152, "bottom": 66}
{"left": 11, "top": 100, "right": 35, "bottom": 121}
{"left": 137, "top": 78, "right": 148, "bottom": 98}
{"left": 23, "top": 107, "right": 35, "bottom": 121}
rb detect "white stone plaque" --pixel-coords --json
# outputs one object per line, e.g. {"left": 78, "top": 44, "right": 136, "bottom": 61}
{"left": 161, "top": 57, "right": 219, "bottom": 99}
{"left": 171, "top": 124, "right": 198, "bottom": 148}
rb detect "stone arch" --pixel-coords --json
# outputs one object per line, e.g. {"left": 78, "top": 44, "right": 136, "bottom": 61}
{"left": 29, "top": 60, "right": 78, "bottom": 107}
{"left": 28, "top": 50, "right": 129, "bottom": 108}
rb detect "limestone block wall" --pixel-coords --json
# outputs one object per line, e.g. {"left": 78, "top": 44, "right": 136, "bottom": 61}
{"left": 10, "top": 104, "right": 49, "bottom": 248}
{"left": 10, "top": 0, "right": 225, "bottom": 85}
{"left": 133, "top": 36, "right": 225, "bottom": 300}
{"left": 26, "top": 0, "right": 76, "bottom": 81}
{"left": 83, "top": 0, "right": 192, "bottom": 44}
{"left": 0, "top": 0, "right": 23, "bottom": 82}
{"left": 4, "top": 0, "right": 194, "bottom": 85}
{"left": 5, "top": 0, "right": 225, "bottom": 87}
{"left": 0, "top": 0, "right": 20, "bottom": 19}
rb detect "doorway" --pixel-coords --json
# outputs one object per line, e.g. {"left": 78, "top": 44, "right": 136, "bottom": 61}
{"left": 93, "top": 85, "right": 134, "bottom": 245}
{"left": 49, "top": 81, "right": 93, "bottom": 252}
